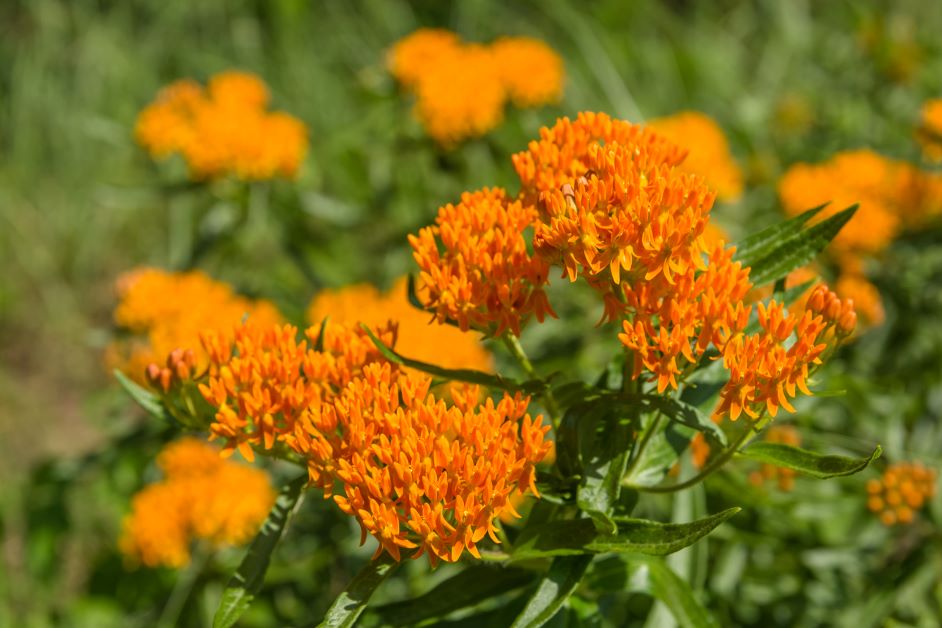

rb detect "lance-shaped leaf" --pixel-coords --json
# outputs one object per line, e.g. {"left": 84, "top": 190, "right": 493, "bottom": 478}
{"left": 114, "top": 369, "right": 174, "bottom": 423}
{"left": 741, "top": 205, "right": 858, "bottom": 287}
{"left": 623, "top": 554, "right": 719, "bottom": 628}
{"left": 740, "top": 443, "right": 882, "bottom": 479}
{"left": 317, "top": 553, "right": 398, "bottom": 628}
{"left": 646, "top": 397, "right": 727, "bottom": 447}
{"left": 360, "top": 325, "right": 543, "bottom": 393}
{"left": 576, "top": 404, "right": 634, "bottom": 534}
{"left": 370, "top": 566, "right": 534, "bottom": 627}
{"left": 732, "top": 204, "right": 826, "bottom": 264}
{"left": 214, "top": 474, "right": 306, "bottom": 628}
{"left": 511, "top": 555, "right": 594, "bottom": 628}
{"left": 511, "top": 508, "right": 740, "bottom": 561}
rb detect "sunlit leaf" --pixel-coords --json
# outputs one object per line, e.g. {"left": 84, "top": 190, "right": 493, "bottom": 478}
{"left": 739, "top": 443, "right": 882, "bottom": 478}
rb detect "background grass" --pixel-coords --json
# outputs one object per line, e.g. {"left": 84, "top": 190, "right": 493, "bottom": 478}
{"left": 2, "top": 0, "right": 942, "bottom": 625}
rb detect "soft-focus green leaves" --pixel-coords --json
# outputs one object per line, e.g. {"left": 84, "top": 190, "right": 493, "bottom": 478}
{"left": 623, "top": 554, "right": 719, "bottom": 628}
{"left": 511, "top": 508, "right": 740, "bottom": 560}
{"left": 734, "top": 204, "right": 858, "bottom": 286}
{"left": 740, "top": 443, "right": 882, "bottom": 478}
{"left": 370, "top": 566, "right": 534, "bottom": 627}
{"left": 510, "top": 555, "right": 594, "bottom": 628}
{"left": 317, "top": 553, "right": 398, "bottom": 628}
{"left": 114, "top": 370, "right": 174, "bottom": 423}
{"left": 214, "top": 475, "right": 306, "bottom": 628}
{"left": 361, "top": 325, "right": 544, "bottom": 393}
{"left": 622, "top": 421, "right": 696, "bottom": 488}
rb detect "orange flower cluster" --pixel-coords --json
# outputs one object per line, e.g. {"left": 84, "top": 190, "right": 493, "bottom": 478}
{"left": 195, "top": 321, "right": 551, "bottom": 564}
{"left": 867, "top": 462, "right": 936, "bottom": 526}
{"left": 306, "top": 277, "right": 492, "bottom": 374}
{"left": 119, "top": 438, "right": 275, "bottom": 568}
{"left": 647, "top": 111, "right": 744, "bottom": 202}
{"left": 715, "top": 285, "right": 856, "bottom": 420}
{"left": 388, "top": 30, "right": 563, "bottom": 145}
{"left": 409, "top": 188, "right": 555, "bottom": 336}
{"left": 107, "top": 268, "right": 282, "bottom": 383}
{"left": 135, "top": 70, "right": 308, "bottom": 180}
{"left": 917, "top": 98, "right": 942, "bottom": 162}
{"left": 748, "top": 425, "right": 801, "bottom": 491}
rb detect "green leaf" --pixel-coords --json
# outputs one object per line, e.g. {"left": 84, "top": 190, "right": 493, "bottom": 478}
{"left": 360, "top": 324, "right": 543, "bottom": 393}
{"left": 622, "top": 421, "right": 695, "bottom": 487}
{"left": 647, "top": 397, "right": 726, "bottom": 447}
{"left": 214, "top": 474, "right": 306, "bottom": 628}
{"left": 313, "top": 316, "right": 329, "bottom": 352}
{"left": 741, "top": 205, "right": 858, "bottom": 287}
{"left": 511, "top": 508, "right": 740, "bottom": 560}
{"left": 623, "top": 554, "right": 719, "bottom": 628}
{"left": 317, "top": 553, "right": 398, "bottom": 628}
{"left": 740, "top": 443, "right": 882, "bottom": 479}
{"left": 576, "top": 405, "right": 634, "bottom": 534}
{"left": 511, "top": 555, "right": 594, "bottom": 628}
{"left": 113, "top": 369, "right": 174, "bottom": 423}
{"left": 732, "top": 204, "right": 826, "bottom": 264}
{"left": 370, "top": 566, "right": 534, "bottom": 626}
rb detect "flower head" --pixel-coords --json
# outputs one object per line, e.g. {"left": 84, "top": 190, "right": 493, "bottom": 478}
{"left": 387, "top": 29, "right": 462, "bottom": 89}
{"left": 916, "top": 98, "right": 942, "bottom": 162}
{"left": 647, "top": 111, "right": 743, "bottom": 202}
{"left": 119, "top": 438, "right": 275, "bottom": 568}
{"left": 135, "top": 70, "right": 308, "bottom": 180}
{"left": 867, "top": 461, "right": 936, "bottom": 526}
{"left": 408, "top": 187, "right": 555, "bottom": 336}
{"left": 107, "top": 268, "right": 282, "bottom": 383}
{"left": 491, "top": 37, "right": 564, "bottom": 107}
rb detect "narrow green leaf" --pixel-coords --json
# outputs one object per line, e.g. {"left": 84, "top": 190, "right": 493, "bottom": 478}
{"left": 313, "top": 316, "right": 329, "bottom": 352}
{"left": 510, "top": 555, "right": 594, "bottom": 628}
{"left": 214, "top": 474, "right": 306, "bottom": 628}
{"left": 732, "top": 204, "right": 826, "bottom": 265}
{"left": 114, "top": 369, "right": 174, "bottom": 423}
{"left": 623, "top": 554, "right": 719, "bottom": 628}
{"left": 511, "top": 508, "right": 740, "bottom": 560}
{"left": 647, "top": 397, "right": 727, "bottom": 447}
{"left": 371, "top": 566, "right": 534, "bottom": 626}
{"left": 577, "top": 406, "right": 634, "bottom": 534}
{"left": 622, "top": 421, "right": 695, "bottom": 487}
{"left": 317, "top": 553, "right": 398, "bottom": 628}
{"left": 740, "top": 443, "right": 882, "bottom": 479}
{"left": 745, "top": 205, "right": 859, "bottom": 287}
{"left": 360, "top": 324, "right": 542, "bottom": 393}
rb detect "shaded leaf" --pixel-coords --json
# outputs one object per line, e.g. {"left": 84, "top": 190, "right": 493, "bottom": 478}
{"left": 576, "top": 405, "right": 634, "bottom": 534}
{"left": 214, "top": 474, "right": 306, "bottom": 628}
{"left": 623, "top": 554, "right": 719, "bottom": 628}
{"left": 511, "top": 555, "right": 594, "bottom": 628}
{"left": 647, "top": 397, "right": 726, "bottom": 447}
{"left": 512, "top": 508, "right": 740, "bottom": 560}
{"left": 114, "top": 369, "right": 174, "bottom": 423}
{"left": 317, "top": 553, "right": 398, "bottom": 628}
{"left": 622, "top": 421, "right": 696, "bottom": 487}
{"left": 740, "top": 443, "right": 882, "bottom": 479}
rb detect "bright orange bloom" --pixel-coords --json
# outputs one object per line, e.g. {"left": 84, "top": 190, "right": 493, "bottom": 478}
{"left": 714, "top": 285, "right": 856, "bottom": 421}
{"left": 119, "top": 438, "right": 275, "bottom": 568}
{"left": 136, "top": 70, "right": 308, "bottom": 180}
{"left": 689, "top": 433, "right": 711, "bottom": 470}
{"left": 306, "top": 277, "right": 492, "bottom": 375}
{"left": 387, "top": 29, "right": 462, "bottom": 89}
{"left": 291, "top": 363, "right": 552, "bottom": 565}
{"left": 748, "top": 425, "right": 801, "bottom": 491}
{"left": 107, "top": 268, "right": 282, "bottom": 384}
{"left": 867, "top": 461, "right": 936, "bottom": 526}
{"left": 491, "top": 37, "right": 564, "bottom": 107}
{"left": 198, "top": 322, "right": 394, "bottom": 461}
{"left": 835, "top": 272, "right": 885, "bottom": 328}
{"left": 647, "top": 111, "right": 744, "bottom": 202}
{"left": 916, "top": 98, "right": 942, "bottom": 162}
{"left": 408, "top": 188, "right": 555, "bottom": 336}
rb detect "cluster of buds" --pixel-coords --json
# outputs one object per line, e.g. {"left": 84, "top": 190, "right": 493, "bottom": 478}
{"left": 145, "top": 348, "right": 198, "bottom": 393}
{"left": 867, "top": 462, "right": 936, "bottom": 526}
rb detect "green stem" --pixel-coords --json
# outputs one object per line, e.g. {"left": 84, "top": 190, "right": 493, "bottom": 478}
{"left": 157, "top": 543, "right": 210, "bottom": 628}
{"left": 623, "top": 412, "right": 663, "bottom": 479}
{"left": 501, "top": 334, "right": 562, "bottom": 428}
{"left": 626, "top": 416, "right": 770, "bottom": 493}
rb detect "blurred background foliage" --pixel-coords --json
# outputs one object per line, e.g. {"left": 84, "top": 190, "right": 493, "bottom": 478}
{"left": 2, "top": 0, "right": 942, "bottom": 626}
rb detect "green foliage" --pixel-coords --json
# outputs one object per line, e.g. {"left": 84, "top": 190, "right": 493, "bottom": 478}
{"left": 739, "top": 443, "right": 882, "bottom": 479}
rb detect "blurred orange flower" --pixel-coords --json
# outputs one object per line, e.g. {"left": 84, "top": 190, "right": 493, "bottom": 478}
{"left": 748, "top": 425, "right": 801, "bottom": 491}
{"left": 867, "top": 461, "right": 936, "bottom": 526}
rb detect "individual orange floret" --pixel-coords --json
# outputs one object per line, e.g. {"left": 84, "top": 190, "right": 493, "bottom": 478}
{"left": 412, "top": 44, "right": 506, "bottom": 146}
{"left": 714, "top": 285, "right": 855, "bottom": 421}
{"left": 408, "top": 187, "right": 555, "bottom": 336}
{"left": 306, "top": 277, "right": 492, "bottom": 375}
{"left": 107, "top": 268, "right": 283, "bottom": 384}
{"left": 135, "top": 70, "right": 308, "bottom": 180}
{"left": 747, "top": 425, "right": 801, "bottom": 491}
{"left": 119, "top": 438, "right": 275, "bottom": 568}
{"left": 916, "top": 98, "right": 942, "bottom": 162}
{"left": 867, "top": 461, "right": 936, "bottom": 526}
{"left": 387, "top": 28, "right": 462, "bottom": 89}
{"left": 647, "top": 111, "right": 744, "bottom": 202}
{"left": 491, "top": 36, "right": 564, "bottom": 107}
{"left": 512, "top": 111, "right": 687, "bottom": 203}
{"left": 198, "top": 321, "right": 397, "bottom": 462}
{"left": 292, "top": 363, "right": 552, "bottom": 565}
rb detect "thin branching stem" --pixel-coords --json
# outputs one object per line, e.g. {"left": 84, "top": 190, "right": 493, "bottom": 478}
{"left": 501, "top": 333, "right": 562, "bottom": 428}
